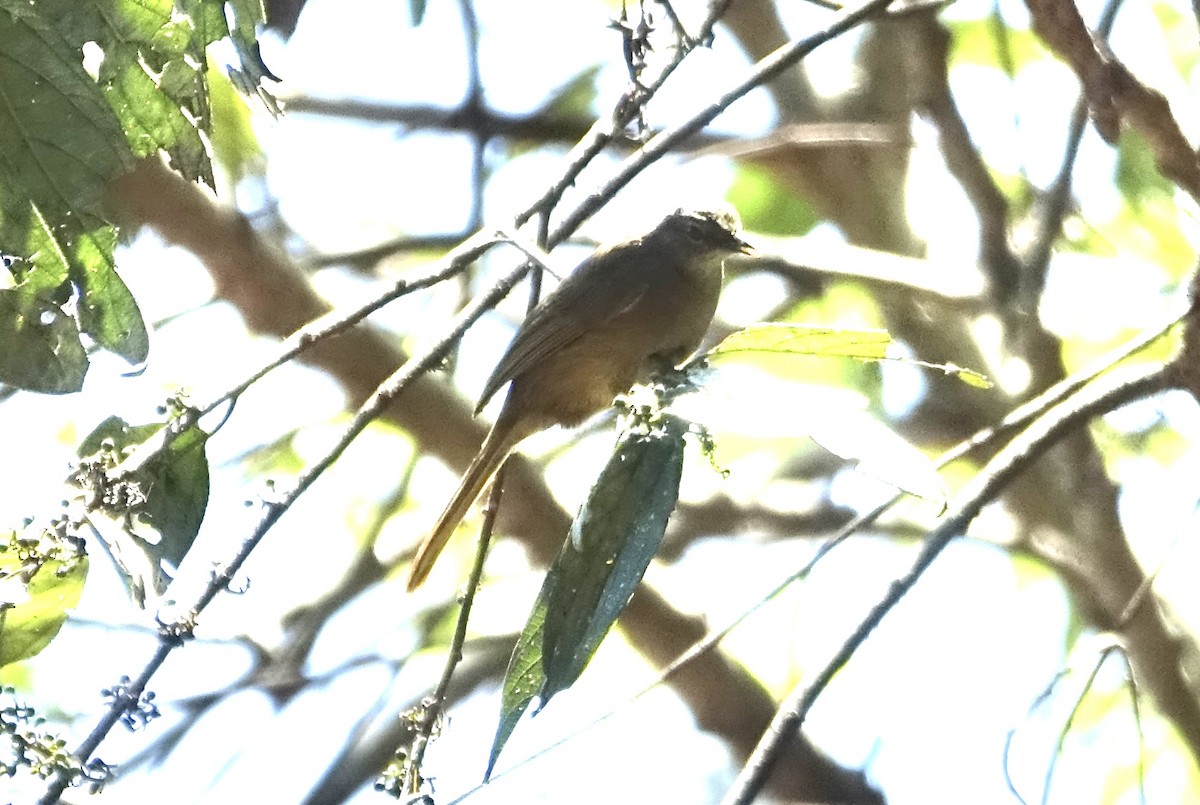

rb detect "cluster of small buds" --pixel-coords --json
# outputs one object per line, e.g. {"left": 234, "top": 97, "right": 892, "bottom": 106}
{"left": 101, "top": 677, "right": 160, "bottom": 732}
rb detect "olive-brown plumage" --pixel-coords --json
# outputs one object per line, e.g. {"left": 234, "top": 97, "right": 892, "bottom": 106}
{"left": 406, "top": 208, "right": 752, "bottom": 590}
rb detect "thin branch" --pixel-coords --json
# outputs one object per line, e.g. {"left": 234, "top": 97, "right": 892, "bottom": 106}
{"left": 1021, "top": 0, "right": 1128, "bottom": 297}
{"left": 402, "top": 463, "right": 505, "bottom": 797}
{"left": 43, "top": 2, "right": 904, "bottom": 797}
{"left": 911, "top": 13, "right": 1022, "bottom": 303}
{"left": 307, "top": 232, "right": 472, "bottom": 269}
{"left": 196, "top": 232, "right": 499, "bottom": 418}
{"left": 546, "top": 0, "right": 899, "bottom": 242}
{"left": 721, "top": 362, "right": 1171, "bottom": 805}
{"left": 1039, "top": 644, "right": 1143, "bottom": 805}
{"left": 38, "top": 248, "right": 533, "bottom": 804}
{"left": 518, "top": 0, "right": 740, "bottom": 227}
{"left": 452, "top": 294, "right": 1187, "bottom": 805}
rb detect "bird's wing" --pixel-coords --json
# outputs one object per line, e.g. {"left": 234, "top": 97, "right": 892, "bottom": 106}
{"left": 476, "top": 242, "right": 648, "bottom": 411}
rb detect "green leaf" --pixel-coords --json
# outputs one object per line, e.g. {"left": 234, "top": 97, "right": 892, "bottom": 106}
{"left": 542, "top": 415, "right": 687, "bottom": 698}
{"left": 488, "top": 416, "right": 688, "bottom": 777}
{"left": 0, "top": 8, "right": 130, "bottom": 207}
{"left": 100, "top": 43, "right": 211, "bottom": 184}
{"left": 1116, "top": 128, "right": 1175, "bottom": 210}
{"left": 543, "top": 66, "right": 601, "bottom": 120}
{"left": 707, "top": 325, "right": 990, "bottom": 391}
{"left": 0, "top": 283, "right": 88, "bottom": 394}
{"left": 0, "top": 532, "right": 89, "bottom": 668}
{"left": 138, "top": 424, "right": 210, "bottom": 564}
{"left": 708, "top": 324, "right": 892, "bottom": 361}
{"left": 0, "top": 0, "right": 284, "bottom": 385}
{"left": 0, "top": 5, "right": 150, "bottom": 369}
{"left": 946, "top": 18, "right": 1050, "bottom": 72}
{"left": 71, "top": 224, "right": 150, "bottom": 363}
{"left": 486, "top": 593, "right": 548, "bottom": 781}
{"left": 182, "top": 0, "right": 230, "bottom": 46}
{"left": 77, "top": 414, "right": 210, "bottom": 605}
{"left": 209, "top": 63, "right": 263, "bottom": 183}
{"left": 727, "top": 164, "right": 818, "bottom": 237}
{"left": 225, "top": 0, "right": 280, "bottom": 110}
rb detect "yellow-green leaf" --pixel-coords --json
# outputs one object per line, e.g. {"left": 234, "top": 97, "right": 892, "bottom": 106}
{"left": 708, "top": 324, "right": 892, "bottom": 361}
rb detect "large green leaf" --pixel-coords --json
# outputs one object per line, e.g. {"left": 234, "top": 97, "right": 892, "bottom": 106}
{"left": 77, "top": 414, "right": 210, "bottom": 605}
{"left": 34, "top": 0, "right": 232, "bottom": 186}
{"left": 0, "top": 4, "right": 148, "bottom": 373}
{"left": 0, "top": 1, "right": 279, "bottom": 390}
{"left": 0, "top": 530, "right": 89, "bottom": 668}
{"left": 0, "top": 283, "right": 88, "bottom": 393}
{"left": 487, "top": 415, "right": 687, "bottom": 777}
{"left": 541, "top": 415, "right": 687, "bottom": 697}
{"left": 707, "top": 324, "right": 989, "bottom": 388}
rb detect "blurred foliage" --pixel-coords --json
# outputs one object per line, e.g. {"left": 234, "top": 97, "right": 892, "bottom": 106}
{"left": 0, "top": 528, "right": 88, "bottom": 669}
{"left": 728, "top": 165, "right": 819, "bottom": 237}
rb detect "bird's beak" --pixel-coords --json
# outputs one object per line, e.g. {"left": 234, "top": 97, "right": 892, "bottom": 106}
{"left": 735, "top": 236, "right": 755, "bottom": 256}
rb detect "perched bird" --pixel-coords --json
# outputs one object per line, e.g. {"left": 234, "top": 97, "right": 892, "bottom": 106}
{"left": 407, "top": 207, "right": 753, "bottom": 590}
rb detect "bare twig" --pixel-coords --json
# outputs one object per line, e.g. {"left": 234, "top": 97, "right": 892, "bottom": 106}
{"left": 910, "top": 13, "right": 1022, "bottom": 303}
{"left": 1021, "top": 0, "right": 1128, "bottom": 295}
{"left": 402, "top": 463, "right": 506, "bottom": 797}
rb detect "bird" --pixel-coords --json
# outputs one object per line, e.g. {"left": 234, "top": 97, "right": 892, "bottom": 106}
{"left": 406, "top": 207, "right": 753, "bottom": 591}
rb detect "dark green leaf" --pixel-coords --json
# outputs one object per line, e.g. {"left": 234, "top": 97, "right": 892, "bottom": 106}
{"left": 542, "top": 415, "right": 687, "bottom": 698}
{"left": 182, "top": 0, "right": 230, "bottom": 46}
{"left": 0, "top": 7, "right": 130, "bottom": 220}
{"left": 72, "top": 225, "right": 150, "bottom": 364}
{"left": 138, "top": 424, "right": 210, "bottom": 568}
{"left": 226, "top": 0, "right": 280, "bottom": 93}
{"left": 488, "top": 415, "right": 688, "bottom": 775}
{"left": 78, "top": 414, "right": 159, "bottom": 457}
{"left": 100, "top": 45, "right": 211, "bottom": 183}
{"left": 0, "top": 5, "right": 151, "bottom": 368}
{"left": 78, "top": 415, "right": 210, "bottom": 604}
{"left": 0, "top": 284, "right": 88, "bottom": 394}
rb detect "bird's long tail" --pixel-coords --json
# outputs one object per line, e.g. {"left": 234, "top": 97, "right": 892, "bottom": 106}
{"left": 406, "top": 408, "right": 530, "bottom": 591}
